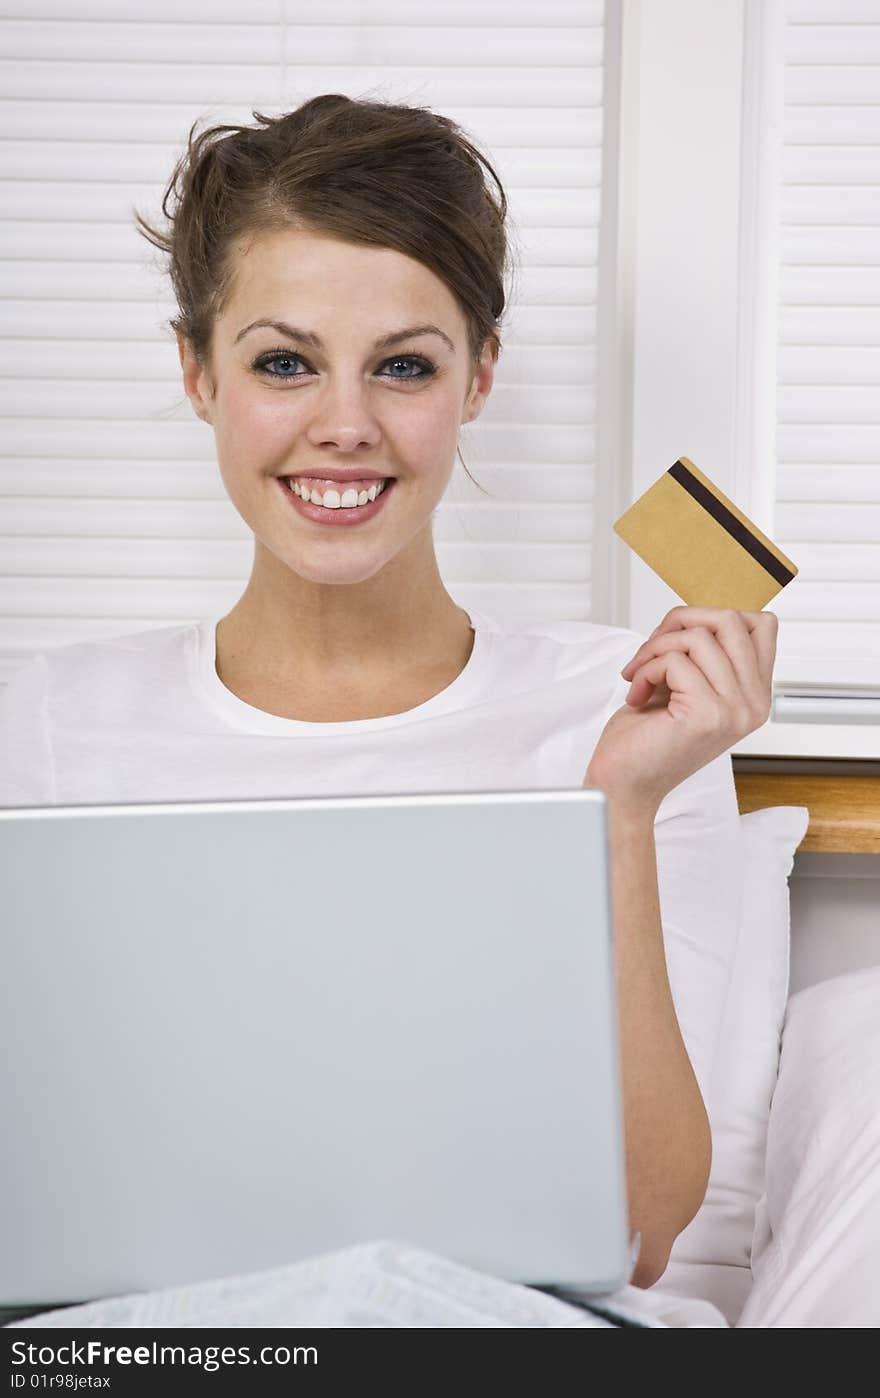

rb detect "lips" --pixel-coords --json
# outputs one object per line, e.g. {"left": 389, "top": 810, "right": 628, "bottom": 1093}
{"left": 277, "top": 474, "right": 395, "bottom": 526}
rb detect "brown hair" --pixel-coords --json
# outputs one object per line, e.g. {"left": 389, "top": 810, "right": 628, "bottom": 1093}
{"left": 133, "top": 93, "right": 520, "bottom": 495}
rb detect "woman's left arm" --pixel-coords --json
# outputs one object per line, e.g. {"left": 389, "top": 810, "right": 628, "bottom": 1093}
{"left": 583, "top": 607, "right": 778, "bottom": 1288}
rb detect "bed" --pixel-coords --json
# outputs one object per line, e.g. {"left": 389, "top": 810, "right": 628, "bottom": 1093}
{"left": 656, "top": 760, "right": 880, "bottom": 1327}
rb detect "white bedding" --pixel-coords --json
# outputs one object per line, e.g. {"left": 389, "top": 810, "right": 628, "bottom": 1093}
{"left": 736, "top": 966, "right": 880, "bottom": 1327}
{"left": 7, "top": 1241, "right": 729, "bottom": 1329}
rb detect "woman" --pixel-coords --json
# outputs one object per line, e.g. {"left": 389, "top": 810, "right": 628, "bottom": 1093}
{"left": 0, "top": 95, "right": 776, "bottom": 1290}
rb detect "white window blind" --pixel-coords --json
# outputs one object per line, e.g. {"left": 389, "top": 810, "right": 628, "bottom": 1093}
{"left": 774, "top": 0, "right": 880, "bottom": 695}
{"left": 0, "top": 0, "right": 609, "bottom": 688}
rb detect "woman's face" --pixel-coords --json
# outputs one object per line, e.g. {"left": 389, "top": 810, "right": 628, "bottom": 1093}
{"left": 179, "top": 227, "right": 495, "bottom": 588}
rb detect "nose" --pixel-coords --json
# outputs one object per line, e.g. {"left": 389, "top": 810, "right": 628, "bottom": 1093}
{"left": 303, "top": 376, "right": 382, "bottom": 454}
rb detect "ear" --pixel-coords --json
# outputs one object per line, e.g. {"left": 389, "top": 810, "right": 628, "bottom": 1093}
{"left": 461, "top": 340, "right": 497, "bottom": 427}
{"left": 177, "top": 334, "right": 214, "bottom": 425}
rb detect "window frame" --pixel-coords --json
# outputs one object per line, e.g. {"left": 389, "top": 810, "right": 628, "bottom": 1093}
{"left": 602, "top": 0, "right": 878, "bottom": 757}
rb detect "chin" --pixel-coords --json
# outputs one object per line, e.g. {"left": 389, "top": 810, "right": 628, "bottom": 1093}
{"left": 272, "top": 548, "right": 397, "bottom": 588}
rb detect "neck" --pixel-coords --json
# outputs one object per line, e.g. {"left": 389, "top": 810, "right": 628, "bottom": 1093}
{"left": 216, "top": 543, "right": 472, "bottom": 693}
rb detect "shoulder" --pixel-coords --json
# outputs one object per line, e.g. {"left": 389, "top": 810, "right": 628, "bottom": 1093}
{"left": 469, "top": 607, "right": 648, "bottom": 683}
{"left": 470, "top": 608, "right": 644, "bottom": 651}
{"left": 5, "top": 621, "right": 202, "bottom": 712}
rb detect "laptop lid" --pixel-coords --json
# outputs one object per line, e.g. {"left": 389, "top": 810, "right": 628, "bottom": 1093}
{"left": 0, "top": 788, "right": 630, "bottom": 1307}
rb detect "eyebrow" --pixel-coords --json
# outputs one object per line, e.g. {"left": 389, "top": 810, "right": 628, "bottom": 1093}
{"left": 234, "top": 319, "right": 456, "bottom": 354}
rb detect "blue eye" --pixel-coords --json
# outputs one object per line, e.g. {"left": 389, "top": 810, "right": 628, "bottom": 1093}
{"left": 253, "top": 351, "right": 300, "bottom": 379}
{"left": 382, "top": 356, "right": 436, "bottom": 380}
{"left": 252, "top": 350, "right": 436, "bottom": 382}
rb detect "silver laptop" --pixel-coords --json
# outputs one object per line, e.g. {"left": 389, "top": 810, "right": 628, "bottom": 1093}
{"left": 0, "top": 788, "right": 631, "bottom": 1310}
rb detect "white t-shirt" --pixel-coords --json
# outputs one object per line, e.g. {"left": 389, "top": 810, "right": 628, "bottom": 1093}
{"left": 0, "top": 605, "right": 743, "bottom": 1104}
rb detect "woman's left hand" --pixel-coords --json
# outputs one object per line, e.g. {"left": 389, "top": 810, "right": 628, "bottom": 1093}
{"left": 584, "top": 606, "right": 778, "bottom": 816}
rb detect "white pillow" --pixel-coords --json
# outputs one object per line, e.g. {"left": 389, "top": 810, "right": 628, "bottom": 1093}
{"left": 736, "top": 966, "right": 880, "bottom": 1328}
{"left": 657, "top": 804, "right": 809, "bottom": 1325}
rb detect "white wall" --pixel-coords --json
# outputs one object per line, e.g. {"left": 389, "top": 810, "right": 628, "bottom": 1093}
{"left": 789, "top": 852, "right": 880, "bottom": 994}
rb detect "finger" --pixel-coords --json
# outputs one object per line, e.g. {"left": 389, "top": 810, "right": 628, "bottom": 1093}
{"left": 745, "top": 610, "right": 779, "bottom": 689}
{"left": 694, "top": 613, "right": 760, "bottom": 698}
{"left": 640, "top": 605, "right": 773, "bottom": 648}
{"left": 623, "top": 607, "right": 725, "bottom": 673}
{"left": 623, "top": 607, "right": 775, "bottom": 697}
{"left": 680, "top": 608, "right": 778, "bottom": 690}
{"left": 626, "top": 626, "right": 741, "bottom": 704}
{"left": 627, "top": 649, "right": 719, "bottom": 713}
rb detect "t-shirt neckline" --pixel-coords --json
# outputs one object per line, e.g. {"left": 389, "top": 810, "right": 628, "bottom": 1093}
{"left": 193, "top": 607, "right": 494, "bottom": 736}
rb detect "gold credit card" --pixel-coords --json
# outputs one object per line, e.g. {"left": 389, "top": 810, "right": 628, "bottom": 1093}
{"left": 612, "top": 457, "right": 798, "bottom": 610}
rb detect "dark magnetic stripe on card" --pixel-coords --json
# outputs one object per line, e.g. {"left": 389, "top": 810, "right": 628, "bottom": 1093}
{"left": 668, "top": 459, "right": 795, "bottom": 586}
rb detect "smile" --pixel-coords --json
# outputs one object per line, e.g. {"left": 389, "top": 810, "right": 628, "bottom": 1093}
{"left": 286, "top": 477, "right": 389, "bottom": 508}
{"left": 278, "top": 475, "right": 396, "bottom": 528}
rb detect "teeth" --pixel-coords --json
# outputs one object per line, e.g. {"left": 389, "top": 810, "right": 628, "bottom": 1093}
{"left": 289, "top": 479, "right": 387, "bottom": 509}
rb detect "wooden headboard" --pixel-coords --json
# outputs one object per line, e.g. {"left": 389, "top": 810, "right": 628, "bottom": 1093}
{"left": 732, "top": 759, "right": 880, "bottom": 854}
